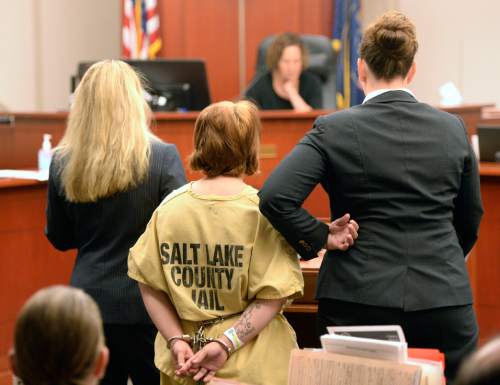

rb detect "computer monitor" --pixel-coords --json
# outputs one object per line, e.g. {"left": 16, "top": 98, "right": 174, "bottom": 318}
{"left": 477, "top": 125, "right": 500, "bottom": 162}
{"left": 75, "top": 59, "right": 211, "bottom": 111}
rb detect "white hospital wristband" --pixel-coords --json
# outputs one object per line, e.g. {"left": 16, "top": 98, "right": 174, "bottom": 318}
{"left": 223, "top": 327, "right": 243, "bottom": 350}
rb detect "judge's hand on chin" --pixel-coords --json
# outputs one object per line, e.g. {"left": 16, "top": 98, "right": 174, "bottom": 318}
{"left": 326, "top": 213, "right": 359, "bottom": 250}
{"left": 282, "top": 79, "right": 299, "bottom": 98}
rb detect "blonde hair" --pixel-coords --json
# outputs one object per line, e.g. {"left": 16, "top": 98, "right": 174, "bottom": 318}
{"left": 189, "top": 101, "right": 260, "bottom": 178}
{"left": 57, "top": 60, "right": 153, "bottom": 202}
{"left": 13, "top": 286, "right": 104, "bottom": 385}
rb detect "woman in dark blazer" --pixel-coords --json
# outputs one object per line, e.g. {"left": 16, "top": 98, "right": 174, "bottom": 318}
{"left": 259, "top": 11, "right": 483, "bottom": 383}
{"left": 45, "top": 60, "right": 186, "bottom": 385}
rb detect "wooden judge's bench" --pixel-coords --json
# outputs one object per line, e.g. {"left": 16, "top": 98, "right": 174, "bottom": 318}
{"left": 0, "top": 106, "right": 499, "bottom": 384}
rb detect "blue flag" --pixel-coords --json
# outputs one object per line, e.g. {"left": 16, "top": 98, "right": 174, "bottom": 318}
{"left": 332, "top": 0, "right": 364, "bottom": 108}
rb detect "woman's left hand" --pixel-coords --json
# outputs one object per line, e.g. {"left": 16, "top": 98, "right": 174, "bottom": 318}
{"left": 326, "top": 213, "right": 359, "bottom": 250}
{"left": 176, "top": 342, "right": 228, "bottom": 383}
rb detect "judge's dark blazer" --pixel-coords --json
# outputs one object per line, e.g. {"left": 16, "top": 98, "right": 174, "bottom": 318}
{"left": 259, "top": 90, "right": 483, "bottom": 311}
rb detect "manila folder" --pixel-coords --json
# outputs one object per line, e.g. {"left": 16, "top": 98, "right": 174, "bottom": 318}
{"left": 288, "top": 349, "right": 421, "bottom": 385}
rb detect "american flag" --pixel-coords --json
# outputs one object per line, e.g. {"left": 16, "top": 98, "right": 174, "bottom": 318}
{"left": 122, "top": 0, "right": 162, "bottom": 59}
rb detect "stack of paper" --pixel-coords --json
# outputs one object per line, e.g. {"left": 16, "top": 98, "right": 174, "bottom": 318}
{"left": 315, "top": 325, "right": 444, "bottom": 385}
{"left": 321, "top": 325, "right": 407, "bottom": 362}
{"left": 288, "top": 349, "right": 421, "bottom": 385}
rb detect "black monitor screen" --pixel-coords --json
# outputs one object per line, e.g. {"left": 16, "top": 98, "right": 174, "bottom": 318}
{"left": 477, "top": 125, "right": 500, "bottom": 162}
{"left": 76, "top": 59, "right": 211, "bottom": 111}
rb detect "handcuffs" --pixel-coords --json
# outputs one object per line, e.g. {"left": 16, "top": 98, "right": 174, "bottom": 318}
{"left": 167, "top": 316, "right": 232, "bottom": 357}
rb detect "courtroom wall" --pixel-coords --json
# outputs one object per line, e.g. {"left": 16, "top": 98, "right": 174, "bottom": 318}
{"left": 158, "top": 0, "right": 333, "bottom": 102}
{"left": 363, "top": 0, "right": 500, "bottom": 106}
{"left": 0, "top": 0, "right": 37, "bottom": 111}
{"left": 1, "top": 0, "right": 500, "bottom": 110}
{"left": 0, "top": 0, "right": 120, "bottom": 112}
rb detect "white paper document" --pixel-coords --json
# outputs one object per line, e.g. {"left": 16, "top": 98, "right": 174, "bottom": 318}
{"left": 0, "top": 169, "right": 48, "bottom": 181}
{"left": 319, "top": 325, "right": 444, "bottom": 385}
{"left": 327, "top": 325, "right": 406, "bottom": 342}
{"left": 288, "top": 349, "right": 421, "bottom": 385}
{"left": 321, "top": 333, "right": 408, "bottom": 362}
{"left": 322, "top": 325, "right": 408, "bottom": 362}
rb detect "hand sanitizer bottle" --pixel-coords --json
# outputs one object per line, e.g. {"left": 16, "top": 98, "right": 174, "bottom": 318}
{"left": 38, "top": 134, "right": 52, "bottom": 177}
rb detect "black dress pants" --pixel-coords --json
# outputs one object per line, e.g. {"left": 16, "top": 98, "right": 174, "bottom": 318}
{"left": 101, "top": 324, "right": 159, "bottom": 385}
{"left": 317, "top": 299, "right": 478, "bottom": 384}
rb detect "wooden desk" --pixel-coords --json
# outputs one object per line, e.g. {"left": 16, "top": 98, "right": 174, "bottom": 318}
{"left": 475, "top": 163, "right": 500, "bottom": 342}
{"left": 1, "top": 106, "right": 486, "bottom": 169}
{"left": 0, "top": 107, "right": 497, "bottom": 381}
{"left": 0, "top": 110, "right": 331, "bottom": 218}
{"left": 0, "top": 105, "right": 486, "bottom": 217}
{"left": 0, "top": 179, "right": 75, "bottom": 385}
{"left": 440, "top": 104, "right": 493, "bottom": 136}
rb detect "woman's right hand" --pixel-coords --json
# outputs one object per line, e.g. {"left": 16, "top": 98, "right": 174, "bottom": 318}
{"left": 282, "top": 80, "right": 299, "bottom": 98}
{"left": 171, "top": 339, "right": 194, "bottom": 373}
{"left": 282, "top": 79, "right": 312, "bottom": 112}
{"left": 176, "top": 342, "right": 228, "bottom": 383}
{"left": 326, "top": 213, "right": 359, "bottom": 250}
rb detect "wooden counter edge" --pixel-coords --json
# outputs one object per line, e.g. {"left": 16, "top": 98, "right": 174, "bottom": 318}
{"left": 479, "top": 162, "right": 500, "bottom": 176}
{"left": 0, "top": 178, "right": 46, "bottom": 189}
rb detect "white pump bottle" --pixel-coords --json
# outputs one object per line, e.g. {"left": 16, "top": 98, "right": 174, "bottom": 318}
{"left": 38, "top": 134, "right": 52, "bottom": 176}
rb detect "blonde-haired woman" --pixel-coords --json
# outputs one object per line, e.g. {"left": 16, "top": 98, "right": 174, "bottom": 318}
{"left": 46, "top": 60, "right": 186, "bottom": 385}
{"left": 11, "top": 285, "right": 109, "bottom": 385}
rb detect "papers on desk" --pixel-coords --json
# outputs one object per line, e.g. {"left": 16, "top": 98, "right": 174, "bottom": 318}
{"left": 288, "top": 349, "right": 421, "bottom": 385}
{"left": 322, "top": 325, "right": 408, "bottom": 362}
{"left": 0, "top": 169, "right": 48, "bottom": 181}
{"left": 315, "top": 325, "right": 444, "bottom": 385}
{"left": 327, "top": 324, "right": 406, "bottom": 343}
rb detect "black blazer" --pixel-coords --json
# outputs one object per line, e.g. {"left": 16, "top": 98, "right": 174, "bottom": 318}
{"left": 259, "top": 91, "right": 483, "bottom": 311}
{"left": 46, "top": 140, "right": 187, "bottom": 323}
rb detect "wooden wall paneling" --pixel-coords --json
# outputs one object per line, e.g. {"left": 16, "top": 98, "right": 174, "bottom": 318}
{"left": 0, "top": 124, "right": 13, "bottom": 170}
{"left": 152, "top": 112, "right": 201, "bottom": 180}
{"left": 298, "top": 0, "right": 335, "bottom": 37}
{"left": 441, "top": 104, "right": 494, "bottom": 137}
{"left": 0, "top": 182, "right": 75, "bottom": 385}
{"left": 158, "top": 0, "right": 240, "bottom": 102}
{"left": 475, "top": 174, "right": 500, "bottom": 341}
{"left": 477, "top": 307, "right": 500, "bottom": 344}
{"left": 244, "top": 0, "right": 333, "bottom": 85}
{"left": 158, "top": 0, "right": 187, "bottom": 57}
{"left": 153, "top": 0, "right": 334, "bottom": 100}
{"left": 153, "top": 111, "right": 330, "bottom": 218}
{"left": 0, "top": 114, "right": 67, "bottom": 170}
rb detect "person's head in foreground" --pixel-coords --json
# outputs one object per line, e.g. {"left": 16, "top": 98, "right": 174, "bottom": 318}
{"left": 358, "top": 10, "right": 418, "bottom": 92}
{"left": 189, "top": 100, "right": 260, "bottom": 178}
{"left": 455, "top": 336, "right": 500, "bottom": 385}
{"left": 11, "top": 285, "right": 109, "bottom": 385}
